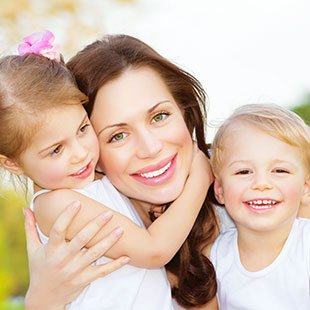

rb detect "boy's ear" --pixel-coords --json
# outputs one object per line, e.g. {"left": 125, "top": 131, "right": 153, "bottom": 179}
{"left": 303, "top": 176, "right": 310, "bottom": 195}
{"left": 213, "top": 178, "right": 225, "bottom": 205}
{"left": 0, "top": 155, "right": 24, "bottom": 175}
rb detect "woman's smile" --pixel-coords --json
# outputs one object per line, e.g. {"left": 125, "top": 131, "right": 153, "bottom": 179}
{"left": 130, "top": 154, "right": 177, "bottom": 185}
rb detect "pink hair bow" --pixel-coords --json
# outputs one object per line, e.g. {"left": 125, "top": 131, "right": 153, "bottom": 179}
{"left": 18, "top": 30, "right": 60, "bottom": 61}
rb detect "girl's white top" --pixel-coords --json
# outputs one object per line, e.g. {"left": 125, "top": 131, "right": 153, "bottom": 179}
{"left": 30, "top": 176, "right": 174, "bottom": 310}
{"left": 210, "top": 218, "right": 310, "bottom": 310}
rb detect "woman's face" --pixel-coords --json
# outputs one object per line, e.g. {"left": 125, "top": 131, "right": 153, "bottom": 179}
{"left": 90, "top": 67, "right": 193, "bottom": 204}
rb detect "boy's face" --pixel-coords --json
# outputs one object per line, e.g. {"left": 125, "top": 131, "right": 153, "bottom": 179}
{"left": 214, "top": 121, "right": 310, "bottom": 233}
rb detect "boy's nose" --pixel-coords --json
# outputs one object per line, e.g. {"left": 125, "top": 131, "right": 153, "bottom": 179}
{"left": 251, "top": 173, "right": 273, "bottom": 191}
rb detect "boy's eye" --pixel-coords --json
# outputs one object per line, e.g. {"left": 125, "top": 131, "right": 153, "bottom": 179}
{"left": 79, "top": 124, "right": 89, "bottom": 134}
{"left": 236, "top": 169, "right": 251, "bottom": 175}
{"left": 274, "top": 168, "right": 289, "bottom": 174}
{"left": 51, "top": 145, "right": 62, "bottom": 155}
{"left": 110, "top": 132, "right": 128, "bottom": 142}
{"left": 151, "top": 112, "right": 169, "bottom": 123}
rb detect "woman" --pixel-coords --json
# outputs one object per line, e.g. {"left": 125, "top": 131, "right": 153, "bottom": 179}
{"left": 24, "top": 34, "right": 219, "bottom": 309}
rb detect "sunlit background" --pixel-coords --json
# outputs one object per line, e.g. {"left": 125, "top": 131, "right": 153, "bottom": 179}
{"left": 0, "top": 0, "right": 309, "bottom": 308}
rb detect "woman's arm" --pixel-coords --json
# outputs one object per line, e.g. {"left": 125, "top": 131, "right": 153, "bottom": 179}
{"left": 24, "top": 202, "right": 129, "bottom": 310}
{"left": 34, "top": 145, "right": 213, "bottom": 268}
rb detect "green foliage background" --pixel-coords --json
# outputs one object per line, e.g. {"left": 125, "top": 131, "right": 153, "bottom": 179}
{"left": 292, "top": 95, "right": 310, "bottom": 125}
{"left": 0, "top": 189, "right": 28, "bottom": 308}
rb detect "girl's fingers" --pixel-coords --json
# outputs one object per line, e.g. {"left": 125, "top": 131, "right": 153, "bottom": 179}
{"left": 23, "top": 207, "right": 42, "bottom": 255}
{"left": 80, "top": 226, "right": 124, "bottom": 266}
{"left": 48, "top": 201, "right": 81, "bottom": 248}
{"left": 68, "top": 211, "right": 114, "bottom": 255}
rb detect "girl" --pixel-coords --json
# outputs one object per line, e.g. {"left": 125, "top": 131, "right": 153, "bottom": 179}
{"left": 210, "top": 104, "right": 310, "bottom": 309}
{"left": 0, "top": 31, "right": 214, "bottom": 309}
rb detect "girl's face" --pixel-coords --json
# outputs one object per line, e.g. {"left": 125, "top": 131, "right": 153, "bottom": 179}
{"left": 90, "top": 67, "right": 193, "bottom": 204}
{"left": 17, "top": 104, "right": 99, "bottom": 190}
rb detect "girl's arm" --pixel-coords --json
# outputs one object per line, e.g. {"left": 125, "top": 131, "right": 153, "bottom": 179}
{"left": 34, "top": 145, "right": 213, "bottom": 268}
{"left": 23, "top": 203, "right": 128, "bottom": 310}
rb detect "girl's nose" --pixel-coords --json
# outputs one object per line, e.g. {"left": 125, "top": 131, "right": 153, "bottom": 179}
{"left": 71, "top": 140, "right": 88, "bottom": 164}
{"left": 135, "top": 130, "right": 163, "bottom": 159}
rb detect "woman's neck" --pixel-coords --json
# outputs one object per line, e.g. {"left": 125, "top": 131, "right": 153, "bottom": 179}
{"left": 129, "top": 198, "right": 153, "bottom": 228}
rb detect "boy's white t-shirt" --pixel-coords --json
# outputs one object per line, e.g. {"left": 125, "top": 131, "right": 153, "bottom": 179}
{"left": 30, "top": 176, "right": 174, "bottom": 310}
{"left": 210, "top": 218, "right": 310, "bottom": 310}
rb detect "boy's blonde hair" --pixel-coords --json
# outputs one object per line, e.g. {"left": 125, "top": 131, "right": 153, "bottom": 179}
{"left": 211, "top": 103, "right": 310, "bottom": 176}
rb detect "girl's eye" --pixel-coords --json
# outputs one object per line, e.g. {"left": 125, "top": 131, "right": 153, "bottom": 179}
{"left": 51, "top": 145, "right": 62, "bottom": 155}
{"left": 78, "top": 124, "right": 89, "bottom": 134}
{"left": 151, "top": 112, "right": 169, "bottom": 123}
{"left": 109, "top": 132, "right": 128, "bottom": 143}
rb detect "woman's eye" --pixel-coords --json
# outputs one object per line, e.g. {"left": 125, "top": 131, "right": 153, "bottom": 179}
{"left": 78, "top": 124, "right": 89, "bottom": 134}
{"left": 110, "top": 132, "right": 128, "bottom": 142}
{"left": 51, "top": 145, "right": 62, "bottom": 155}
{"left": 151, "top": 112, "right": 169, "bottom": 123}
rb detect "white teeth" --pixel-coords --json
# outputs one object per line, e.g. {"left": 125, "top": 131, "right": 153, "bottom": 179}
{"left": 247, "top": 199, "right": 277, "bottom": 209}
{"left": 140, "top": 161, "right": 171, "bottom": 178}
{"left": 73, "top": 166, "right": 87, "bottom": 175}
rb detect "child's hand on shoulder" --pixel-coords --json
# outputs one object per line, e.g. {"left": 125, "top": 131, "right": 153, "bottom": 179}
{"left": 297, "top": 193, "right": 310, "bottom": 219}
{"left": 189, "top": 142, "right": 214, "bottom": 188}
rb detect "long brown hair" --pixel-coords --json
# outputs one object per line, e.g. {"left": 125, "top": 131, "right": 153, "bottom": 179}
{"left": 67, "top": 34, "right": 218, "bottom": 308}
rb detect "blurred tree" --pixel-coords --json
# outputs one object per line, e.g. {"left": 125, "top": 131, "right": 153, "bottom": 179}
{"left": 291, "top": 94, "right": 310, "bottom": 125}
{"left": 0, "top": 0, "right": 134, "bottom": 59}
{"left": 0, "top": 190, "right": 28, "bottom": 303}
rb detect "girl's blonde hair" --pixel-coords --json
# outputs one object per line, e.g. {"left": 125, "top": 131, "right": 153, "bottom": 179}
{"left": 211, "top": 103, "right": 310, "bottom": 176}
{"left": 0, "top": 54, "right": 88, "bottom": 162}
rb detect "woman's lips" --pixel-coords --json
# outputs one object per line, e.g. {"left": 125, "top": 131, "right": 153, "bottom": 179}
{"left": 130, "top": 154, "right": 177, "bottom": 185}
{"left": 70, "top": 162, "right": 93, "bottom": 179}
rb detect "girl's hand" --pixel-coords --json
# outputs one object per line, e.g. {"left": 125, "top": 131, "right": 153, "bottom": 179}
{"left": 189, "top": 143, "right": 214, "bottom": 187}
{"left": 24, "top": 201, "right": 129, "bottom": 310}
{"left": 297, "top": 193, "right": 310, "bottom": 219}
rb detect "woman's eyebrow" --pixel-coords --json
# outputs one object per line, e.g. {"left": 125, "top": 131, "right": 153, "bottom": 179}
{"left": 98, "top": 100, "right": 171, "bottom": 136}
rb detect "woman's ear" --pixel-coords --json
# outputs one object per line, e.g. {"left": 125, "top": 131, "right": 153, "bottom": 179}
{"left": 0, "top": 155, "right": 24, "bottom": 175}
{"left": 213, "top": 178, "right": 225, "bottom": 205}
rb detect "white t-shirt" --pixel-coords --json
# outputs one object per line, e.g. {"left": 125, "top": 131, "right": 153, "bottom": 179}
{"left": 210, "top": 218, "right": 310, "bottom": 310}
{"left": 30, "top": 176, "right": 174, "bottom": 310}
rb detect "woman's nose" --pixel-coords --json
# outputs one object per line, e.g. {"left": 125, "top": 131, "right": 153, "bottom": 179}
{"left": 135, "top": 130, "right": 163, "bottom": 159}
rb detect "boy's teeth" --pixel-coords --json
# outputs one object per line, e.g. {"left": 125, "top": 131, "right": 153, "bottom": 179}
{"left": 248, "top": 199, "right": 277, "bottom": 209}
{"left": 140, "top": 161, "right": 171, "bottom": 178}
